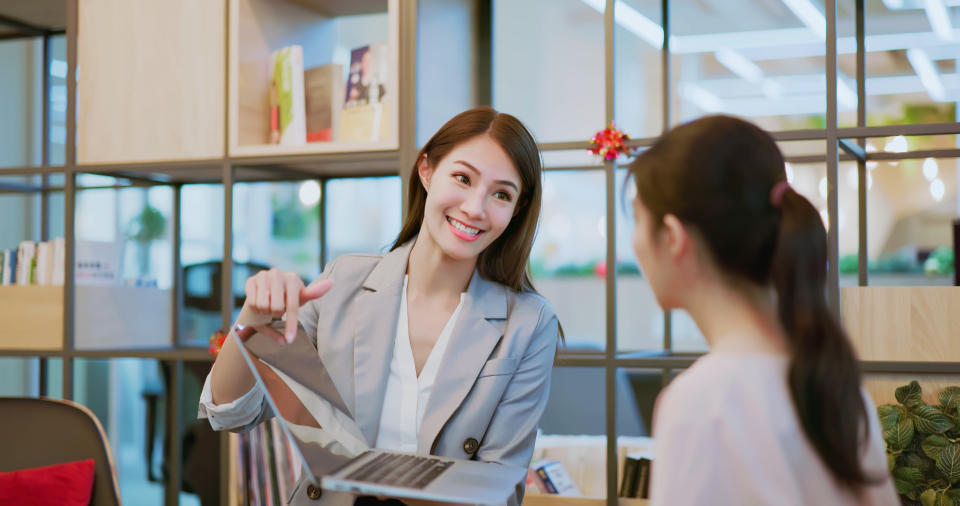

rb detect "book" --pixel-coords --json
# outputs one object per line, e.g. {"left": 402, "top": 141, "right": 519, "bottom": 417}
{"left": 530, "top": 460, "right": 582, "bottom": 496}
{"left": 338, "top": 43, "right": 390, "bottom": 143}
{"left": 304, "top": 63, "right": 343, "bottom": 143}
{"left": 269, "top": 45, "right": 306, "bottom": 146}
{"left": 52, "top": 238, "right": 65, "bottom": 286}
{"left": 343, "top": 43, "right": 387, "bottom": 108}
{"left": 16, "top": 241, "right": 36, "bottom": 286}
{"left": 0, "top": 249, "right": 14, "bottom": 285}
{"left": 526, "top": 466, "right": 547, "bottom": 493}
{"left": 35, "top": 241, "right": 52, "bottom": 286}
{"left": 621, "top": 451, "right": 653, "bottom": 498}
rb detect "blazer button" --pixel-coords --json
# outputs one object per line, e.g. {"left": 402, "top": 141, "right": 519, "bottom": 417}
{"left": 463, "top": 437, "right": 480, "bottom": 455}
{"left": 306, "top": 484, "right": 322, "bottom": 500}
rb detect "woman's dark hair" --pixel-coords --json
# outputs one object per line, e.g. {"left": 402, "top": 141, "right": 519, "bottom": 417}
{"left": 628, "top": 115, "right": 870, "bottom": 491}
{"left": 392, "top": 106, "right": 542, "bottom": 293}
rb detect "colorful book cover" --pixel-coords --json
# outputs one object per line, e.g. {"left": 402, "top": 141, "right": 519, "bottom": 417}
{"left": 304, "top": 63, "right": 343, "bottom": 142}
{"left": 269, "top": 45, "right": 306, "bottom": 146}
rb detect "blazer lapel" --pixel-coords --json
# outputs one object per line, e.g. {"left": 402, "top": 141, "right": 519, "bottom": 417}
{"left": 418, "top": 271, "right": 507, "bottom": 453}
{"left": 352, "top": 241, "right": 411, "bottom": 446}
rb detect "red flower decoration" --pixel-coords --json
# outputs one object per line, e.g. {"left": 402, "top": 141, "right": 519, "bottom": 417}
{"left": 208, "top": 329, "right": 227, "bottom": 356}
{"left": 589, "top": 123, "right": 635, "bottom": 161}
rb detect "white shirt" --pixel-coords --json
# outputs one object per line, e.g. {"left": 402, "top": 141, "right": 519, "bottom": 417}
{"left": 374, "top": 275, "right": 465, "bottom": 452}
{"left": 650, "top": 351, "right": 899, "bottom": 506}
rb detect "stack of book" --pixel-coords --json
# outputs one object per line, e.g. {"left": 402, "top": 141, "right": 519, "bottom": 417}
{"left": 235, "top": 418, "right": 301, "bottom": 506}
{"left": 0, "top": 238, "right": 66, "bottom": 286}
{"left": 267, "top": 41, "right": 387, "bottom": 146}
{"left": 618, "top": 451, "right": 654, "bottom": 499}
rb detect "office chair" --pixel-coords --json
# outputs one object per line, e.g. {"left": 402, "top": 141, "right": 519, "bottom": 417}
{"left": 0, "top": 397, "right": 122, "bottom": 506}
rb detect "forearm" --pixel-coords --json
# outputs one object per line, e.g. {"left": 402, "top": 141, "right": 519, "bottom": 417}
{"left": 209, "top": 306, "right": 268, "bottom": 405}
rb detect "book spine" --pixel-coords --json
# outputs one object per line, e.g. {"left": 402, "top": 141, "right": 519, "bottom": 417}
{"left": 270, "top": 418, "right": 289, "bottom": 503}
{"left": 636, "top": 458, "right": 651, "bottom": 499}
{"left": 535, "top": 466, "right": 557, "bottom": 494}
{"left": 258, "top": 423, "right": 275, "bottom": 506}
{"left": 247, "top": 427, "right": 262, "bottom": 506}
{"left": 620, "top": 456, "right": 639, "bottom": 497}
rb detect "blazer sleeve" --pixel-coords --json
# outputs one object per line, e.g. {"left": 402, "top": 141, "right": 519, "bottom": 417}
{"left": 475, "top": 304, "right": 560, "bottom": 469}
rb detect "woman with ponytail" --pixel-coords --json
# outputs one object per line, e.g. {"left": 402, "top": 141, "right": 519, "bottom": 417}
{"left": 627, "top": 115, "right": 897, "bottom": 505}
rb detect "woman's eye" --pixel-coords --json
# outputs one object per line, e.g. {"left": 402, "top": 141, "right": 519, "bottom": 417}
{"left": 454, "top": 174, "right": 469, "bottom": 184}
{"left": 495, "top": 191, "right": 513, "bottom": 202}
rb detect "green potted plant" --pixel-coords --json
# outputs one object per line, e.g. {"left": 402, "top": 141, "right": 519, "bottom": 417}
{"left": 126, "top": 203, "right": 167, "bottom": 278}
{"left": 879, "top": 381, "right": 960, "bottom": 505}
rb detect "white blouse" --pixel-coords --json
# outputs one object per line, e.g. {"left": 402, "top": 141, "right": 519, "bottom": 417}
{"left": 650, "top": 350, "right": 899, "bottom": 506}
{"left": 374, "top": 275, "right": 465, "bottom": 452}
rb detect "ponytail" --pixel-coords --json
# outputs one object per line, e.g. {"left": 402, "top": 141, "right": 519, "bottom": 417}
{"left": 771, "top": 187, "right": 871, "bottom": 490}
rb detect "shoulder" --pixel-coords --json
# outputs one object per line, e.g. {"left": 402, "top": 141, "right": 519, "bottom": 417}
{"left": 500, "top": 289, "right": 559, "bottom": 355}
{"left": 657, "top": 354, "right": 789, "bottom": 427}
{"left": 322, "top": 253, "right": 384, "bottom": 284}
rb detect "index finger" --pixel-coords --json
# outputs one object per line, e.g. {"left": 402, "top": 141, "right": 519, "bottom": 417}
{"left": 284, "top": 277, "right": 301, "bottom": 343}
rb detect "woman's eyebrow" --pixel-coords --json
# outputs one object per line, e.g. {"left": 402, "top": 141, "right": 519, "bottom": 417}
{"left": 454, "top": 160, "right": 519, "bottom": 191}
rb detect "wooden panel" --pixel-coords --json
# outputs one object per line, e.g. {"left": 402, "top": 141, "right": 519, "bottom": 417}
{"left": 0, "top": 286, "right": 63, "bottom": 350}
{"left": 864, "top": 374, "right": 960, "bottom": 406}
{"left": 78, "top": 0, "right": 224, "bottom": 164}
{"left": 841, "top": 287, "right": 960, "bottom": 362}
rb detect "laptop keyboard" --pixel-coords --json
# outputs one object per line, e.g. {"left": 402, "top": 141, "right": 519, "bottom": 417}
{"left": 344, "top": 453, "right": 454, "bottom": 490}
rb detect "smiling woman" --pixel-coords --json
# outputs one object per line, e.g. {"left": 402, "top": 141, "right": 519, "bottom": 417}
{"left": 200, "top": 106, "right": 561, "bottom": 505}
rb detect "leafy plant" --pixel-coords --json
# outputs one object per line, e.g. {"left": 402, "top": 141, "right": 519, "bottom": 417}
{"left": 879, "top": 381, "right": 960, "bottom": 505}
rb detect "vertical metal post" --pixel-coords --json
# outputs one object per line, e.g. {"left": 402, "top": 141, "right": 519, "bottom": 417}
{"left": 172, "top": 184, "right": 182, "bottom": 346}
{"left": 165, "top": 360, "right": 183, "bottom": 506}
{"left": 222, "top": 161, "right": 234, "bottom": 333}
{"left": 398, "top": 0, "right": 418, "bottom": 219}
{"left": 604, "top": 2, "right": 617, "bottom": 503}
{"left": 319, "top": 178, "right": 327, "bottom": 270}
{"left": 62, "top": 0, "right": 79, "bottom": 401}
{"left": 856, "top": 0, "right": 867, "bottom": 287}
{"left": 825, "top": 0, "right": 840, "bottom": 313}
{"left": 661, "top": 0, "right": 672, "bottom": 354}
{"left": 40, "top": 33, "right": 51, "bottom": 397}
{"left": 473, "top": 0, "right": 492, "bottom": 106}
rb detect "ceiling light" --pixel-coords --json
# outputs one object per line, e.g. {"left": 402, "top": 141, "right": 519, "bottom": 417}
{"left": 906, "top": 48, "right": 947, "bottom": 101}
{"left": 923, "top": 158, "right": 939, "bottom": 180}
{"left": 298, "top": 181, "right": 321, "bottom": 207}
{"left": 923, "top": 0, "right": 955, "bottom": 41}
{"left": 930, "top": 178, "right": 946, "bottom": 201}
{"left": 679, "top": 83, "right": 725, "bottom": 112}
{"left": 781, "top": 0, "right": 827, "bottom": 39}
{"left": 715, "top": 48, "right": 764, "bottom": 82}
{"left": 885, "top": 135, "right": 909, "bottom": 153}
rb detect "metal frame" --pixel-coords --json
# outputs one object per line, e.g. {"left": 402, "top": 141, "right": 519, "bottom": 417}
{"left": 1, "top": 0, "right": 959, "bottom": 505}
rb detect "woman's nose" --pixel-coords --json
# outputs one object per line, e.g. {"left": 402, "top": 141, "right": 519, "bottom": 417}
{"left": 460, "top": 190, "right": 486, "bottom": 220}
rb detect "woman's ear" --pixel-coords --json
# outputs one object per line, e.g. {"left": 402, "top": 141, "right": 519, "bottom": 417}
{"left": 417, "top": 155, "right": 432, "bottom": 191}
{"left": 661, "top": 214, "right": 690, "bottom": 260}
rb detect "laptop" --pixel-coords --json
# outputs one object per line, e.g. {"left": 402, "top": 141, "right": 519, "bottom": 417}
{"left": 233, "top": 321, "right": 527, "bottom": 506}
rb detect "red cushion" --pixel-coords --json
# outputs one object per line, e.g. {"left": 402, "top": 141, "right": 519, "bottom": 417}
{"left": 0, "top": 458, "right": 96, "bottom": 506}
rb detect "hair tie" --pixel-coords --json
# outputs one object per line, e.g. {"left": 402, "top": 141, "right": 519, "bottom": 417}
{"left": 770, "top": 180, "right": 791, "bottom": 208}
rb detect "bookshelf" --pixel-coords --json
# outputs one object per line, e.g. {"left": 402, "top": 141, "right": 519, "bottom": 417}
{"left": 3, "top": 0, "right": 960, "bottom": 505}
{"left": 228, "top": 0, "right": 399, "bottom": 157}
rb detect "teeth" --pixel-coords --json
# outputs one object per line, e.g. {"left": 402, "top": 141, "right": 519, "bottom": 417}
{"left": 448, "top": 217, "right": 480, "bottom": 236}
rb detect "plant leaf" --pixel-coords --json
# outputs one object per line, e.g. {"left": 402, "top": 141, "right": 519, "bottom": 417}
{"left": 922, "top": 489, "right": 938, "bottom": 506}
{"left": 895, "top": 466, "right": 924, "bottom": 484}
{"left": 904, "top": 451, "right": 933, "bottom": 472}
{"left": 896, "top": 478, "right": 918, "bottom": 497}
{"left": 897, "top": 381, "right": 924, "bottom": 408}
{"left": 946, "top": 489, "right": 960, "bottom": 502}
{"left": 941, "top": 387, "right": 960, "bottom": 410}
{"left": 915, "top": 405, "right": 955, "bottom": 434}
{"left": 879, "top": 404, "right": 899, "bottom": 431}
{"left": 924, "top": 435, "right": 952, "bottom": 461}
{"left": 886, "top": 416, "right": 916, "bottom": 450}
{"left": 887, "top": 453, "right": 896, "bottom": 472}
{"left": 937, "top": 445, "right": 960, "bottom": 484}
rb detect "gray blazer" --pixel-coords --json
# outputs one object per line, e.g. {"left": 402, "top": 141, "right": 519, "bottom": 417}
{"left": 290, "top": 239, "right": 559, "bottom": 502}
